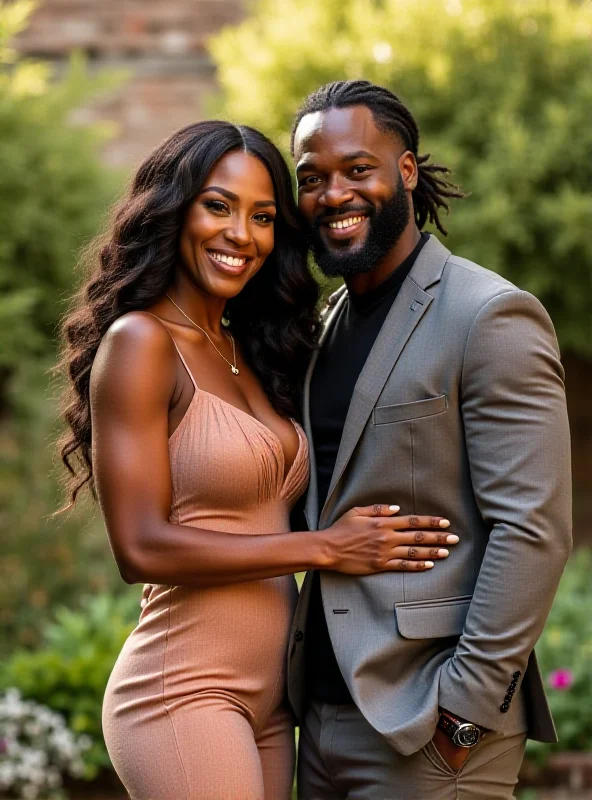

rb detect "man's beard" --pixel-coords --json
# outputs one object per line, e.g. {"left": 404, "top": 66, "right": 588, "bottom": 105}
{"left": 305, "top": 174, "right": 410, "bottom": 278}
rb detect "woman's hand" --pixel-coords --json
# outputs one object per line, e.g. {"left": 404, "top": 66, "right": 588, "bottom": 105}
{"left": 323, "top": 504, "right": 458, "bottom": 575}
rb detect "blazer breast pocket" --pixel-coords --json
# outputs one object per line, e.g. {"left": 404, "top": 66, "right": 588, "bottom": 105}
{"left": 395, "top": 595, "right": 472, "bottom": 639}
{"left": 372, "top": 394, "right": 447, "bottom": 426}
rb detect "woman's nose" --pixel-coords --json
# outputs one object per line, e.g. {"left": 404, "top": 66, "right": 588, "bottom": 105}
{"left": 224, "top": 217, "right": 252, "bottom": 246}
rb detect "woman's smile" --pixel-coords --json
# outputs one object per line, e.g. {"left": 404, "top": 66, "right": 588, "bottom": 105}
{"left": 205, "top": 248, "right": 253, "bottom": 277}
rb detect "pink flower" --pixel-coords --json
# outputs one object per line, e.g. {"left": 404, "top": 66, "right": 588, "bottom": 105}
{"left": 548, "top": 668, "right": 574, "bottom": 690}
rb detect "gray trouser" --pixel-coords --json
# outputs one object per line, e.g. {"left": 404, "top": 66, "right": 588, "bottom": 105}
{"left": 297, "top": 702, "right": 526, "bottom": 800}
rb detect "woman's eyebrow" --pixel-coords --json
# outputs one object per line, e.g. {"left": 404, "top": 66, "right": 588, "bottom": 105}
{"left": 201, "top": 186, "right": 275, "bottom": 208}
{"left": 202, "top": 185, "right": 238, "bottom": 201}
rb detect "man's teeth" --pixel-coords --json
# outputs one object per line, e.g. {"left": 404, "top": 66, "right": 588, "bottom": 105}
{"left": 210, "top": 252, "right": 247, "bottom": 267}
{"left": 328, "top": 216, "right": 365, "bottom": 230}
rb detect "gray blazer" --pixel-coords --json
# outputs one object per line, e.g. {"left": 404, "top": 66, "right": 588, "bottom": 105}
{"left": 287, "top": 235, "right": 572, "bottom": 756}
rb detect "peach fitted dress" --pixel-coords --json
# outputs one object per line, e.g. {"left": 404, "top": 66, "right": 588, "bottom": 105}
{"left": 102, "top": 335, "right": 308, "bottom": 800}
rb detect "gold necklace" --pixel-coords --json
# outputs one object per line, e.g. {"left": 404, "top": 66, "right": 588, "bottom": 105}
{"left": 165, "top": 293, "right": 239, "bottom": 376}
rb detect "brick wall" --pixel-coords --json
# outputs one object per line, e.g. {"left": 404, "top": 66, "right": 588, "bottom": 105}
{"left": 15, "top": 0, "right": 245, "bottom": 166}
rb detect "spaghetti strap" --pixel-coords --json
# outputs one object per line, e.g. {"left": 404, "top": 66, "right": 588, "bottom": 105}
{"left": 142, "top": 311, "right": 199, "bottom": 390}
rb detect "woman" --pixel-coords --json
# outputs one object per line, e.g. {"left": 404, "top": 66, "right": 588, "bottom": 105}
{"left": 59, "top": 121, "right": 456, "bottom": 799}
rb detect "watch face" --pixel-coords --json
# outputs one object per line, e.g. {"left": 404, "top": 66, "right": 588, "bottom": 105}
{"left": 455, "top": 725, "right": 480, "bottom": 747}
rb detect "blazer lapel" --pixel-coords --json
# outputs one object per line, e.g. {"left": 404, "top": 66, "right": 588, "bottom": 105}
{"left": 303, "top": 286, "right": 348, "bottom": 529}
{"left": 319, "top": 235, "right": 450, "bottom": 528}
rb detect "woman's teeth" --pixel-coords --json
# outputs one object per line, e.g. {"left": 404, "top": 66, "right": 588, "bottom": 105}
{"left": 210, "top": 252, "right": 247, "bottom": 267}
{"left": 328, "top": 216, "right": 366, "bottom": 230}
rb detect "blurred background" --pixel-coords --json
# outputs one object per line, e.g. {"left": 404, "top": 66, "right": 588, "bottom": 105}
{"left": 0, "top": 0, "right": 591, "bottom": 797}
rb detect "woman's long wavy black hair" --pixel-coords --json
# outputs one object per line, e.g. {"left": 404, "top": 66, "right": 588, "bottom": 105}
{"left": 58, "top": 121, "right": 319, "bottom": 506}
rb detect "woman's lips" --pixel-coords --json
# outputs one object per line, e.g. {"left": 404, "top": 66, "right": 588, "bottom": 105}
{"left": 205, "top": 249, "right": 251, "bottom": 277}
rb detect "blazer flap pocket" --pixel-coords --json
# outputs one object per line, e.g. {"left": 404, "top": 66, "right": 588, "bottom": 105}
{"left": 395, "top": 595, "right": 472, "bottom": 639}
{"left": 373, "top": 394, "right": 447, "bottom": 425}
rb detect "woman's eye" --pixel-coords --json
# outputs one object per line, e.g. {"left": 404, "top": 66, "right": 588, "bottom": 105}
{"left": 204, "top": 199, "right": 228, "bottom": 213}
{"left": 254, "top": 213, "right": 275, "bottom": 224}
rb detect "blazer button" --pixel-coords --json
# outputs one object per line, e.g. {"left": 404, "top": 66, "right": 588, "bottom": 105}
{"left": 294, "top": 630, "right": 304, "bottom": 642}
{"left": 500, "top": 703, "right": 510, "bottom": 713}
{"left": 513, "top": 671, "right": 522, "bottom": 680}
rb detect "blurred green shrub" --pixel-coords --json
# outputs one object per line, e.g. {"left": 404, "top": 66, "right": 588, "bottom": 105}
{"left": 0, "top": 1, "right": 127, "bottom": 655}
{"left": 0, "top": 591, "right": 140, "bottom": 779}
{"left": 0, "top": 1, "right": 122, "bottom": 395}
{"left": 527, "top": 549, "right": 592, "bottom": 760}
{"left": 210, "top": 0, "right": 592, "bottom": 356}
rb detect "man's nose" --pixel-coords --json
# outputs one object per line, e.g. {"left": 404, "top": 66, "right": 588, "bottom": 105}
{"left": 319, "top": 175, "right": 355, "bottom": 208}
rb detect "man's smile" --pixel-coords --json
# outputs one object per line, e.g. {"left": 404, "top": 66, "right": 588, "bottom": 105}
{"left": 323, "top": 215, "right": 369, "bottom": 242}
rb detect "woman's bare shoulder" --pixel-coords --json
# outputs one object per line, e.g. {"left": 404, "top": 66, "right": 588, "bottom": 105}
{"left": 104, "top": 310, "right": 173, "bottom": 348}
{"left": 91, "top": 311, "right": 178, "bottom": 407}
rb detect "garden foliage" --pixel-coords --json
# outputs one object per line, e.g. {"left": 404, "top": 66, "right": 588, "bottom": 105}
{"left": 0, "top": 688, "right": 90, "bottom": 799}
{"left": 526, "top": 549, "right": 592, "bottom": 758}
{"left": 0, "top": 1, "right": 126, "bottom": 655}
{"left": 0, "top": 1, "right": 121, "bottom": 402}
{"left": 0, "top": 592, "right": 140, "bottom": 779}
{"left": 210, "top": 0, "right": 592, "bottom": 355}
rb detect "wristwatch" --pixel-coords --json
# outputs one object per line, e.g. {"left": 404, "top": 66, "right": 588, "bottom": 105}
{"left": 437, "top": 710, "right": 483, "bottom": 748}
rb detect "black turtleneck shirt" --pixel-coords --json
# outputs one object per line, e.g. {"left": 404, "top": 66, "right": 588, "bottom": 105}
{"left": 305, "top": 232, "right": 429, "bottom": 705}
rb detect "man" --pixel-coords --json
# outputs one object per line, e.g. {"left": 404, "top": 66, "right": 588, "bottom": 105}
{"left": 287, "top": 80, "right": 572, "bottom": 799}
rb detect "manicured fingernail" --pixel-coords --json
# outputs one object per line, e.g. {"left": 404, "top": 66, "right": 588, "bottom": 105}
{"left": 438, "top": 549, "right": 449, "bottom": 557}
{"left": 389, "top": 505, "right": 400, "bottom": 512}
{"left": 439, "top": 519, "right": 450, "bottom": 528}
{"left": 446, "top": 535, "right": 459, "bottom": 544}
{"left": 425, "top": 561, "right": 434, "bottom": 568}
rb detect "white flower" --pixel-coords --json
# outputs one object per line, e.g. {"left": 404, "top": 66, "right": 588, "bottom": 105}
{"left": 70, "top": 758, "right": 86, "bottom": 778}
{"left": 24, "top": 721, "right": 42, "bottom": 737}
{"left": 22, "top": 784, "right": 39, "bottom": 799}
{"left": 0, "top": 760, "right": 16, "bottom": 786}
{"left": 46, "top": 766, "right": 62, "bottom": 788}
{"left": 0, "top": 689, "right": 91, "bottom": 797}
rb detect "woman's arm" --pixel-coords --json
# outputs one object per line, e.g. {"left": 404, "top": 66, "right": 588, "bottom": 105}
{"left": 91, "top": 314, "right": 455, "bottom": 588}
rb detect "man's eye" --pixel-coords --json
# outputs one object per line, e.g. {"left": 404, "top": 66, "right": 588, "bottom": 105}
{"left": 299, "top": 176, "right": 321, "bottom": 187}
{"left": 351, "top": 165, "right": 371, "bottom": 176}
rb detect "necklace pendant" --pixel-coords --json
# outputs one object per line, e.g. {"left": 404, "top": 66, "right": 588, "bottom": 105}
{"left": 231, "top": 365, "right": 240, "bottom": 375}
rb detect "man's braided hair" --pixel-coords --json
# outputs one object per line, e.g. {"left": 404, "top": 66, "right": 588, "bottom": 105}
{"left": 291, "top": 80, "right": 465, "bottom": 235}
